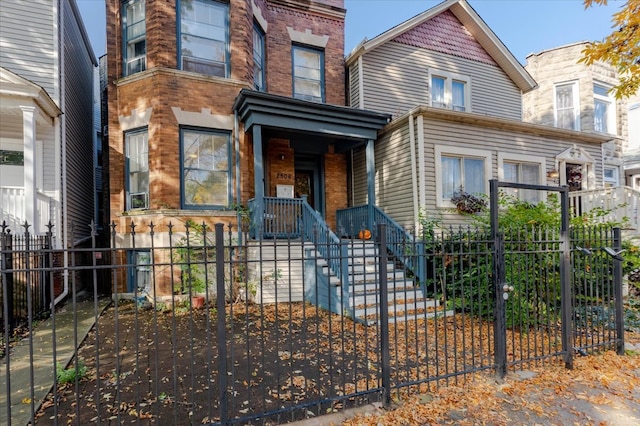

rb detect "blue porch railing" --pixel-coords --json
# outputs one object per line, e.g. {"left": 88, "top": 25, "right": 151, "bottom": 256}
{"left": 337, "top": 204, "right": 426, "bottom": 286}
{"left": 247, "top": 196, "right": 351, "bottom": 313}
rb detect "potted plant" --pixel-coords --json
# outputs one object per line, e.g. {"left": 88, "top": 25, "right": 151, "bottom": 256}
{"left": 451, "top": 189, "right": 487, "bottom": 214}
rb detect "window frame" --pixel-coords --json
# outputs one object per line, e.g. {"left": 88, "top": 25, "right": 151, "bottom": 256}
{"left": 498, "top": 152, "right": 546, "bottom": 203}
{"left": 435, "top": 145, "right": 491, "bottom": 208}
{"left": 180, "top": 127, "right": 231, "bottom": 209}
{"left": 428, "top": 69, "right": 471, "bottom": 112}
{"left": 603, "top": 166, "right": 619, "bottom": 187}
{"left": 122, "top": 0, "right": 146, "bottom": 77}
{"left": 554, "top": 81, "right": 580, "bottom": 131}
{"left": 125, "top": 128, "right": 149, "bottom": 211}
{"left": 177, "top": 0, "right": 230, "bottom": 78}
{"left": 253, "top": 23, "right": 266, "bottom": 91}
{"left": 593, "top": 82, "right": 616, "bottom": 135}
{"left": 292, "top": 44, "right": 325, "bottom": 103}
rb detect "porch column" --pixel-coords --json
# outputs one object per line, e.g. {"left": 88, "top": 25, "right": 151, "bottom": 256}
{"left": 366, "top": 139, "right": 375, "bottom": 230}
{"left": 21, "top": 106, "right": 37, "bottom": 232}
{"left": 252, "top": 124, "right": 264, "bottom": 236}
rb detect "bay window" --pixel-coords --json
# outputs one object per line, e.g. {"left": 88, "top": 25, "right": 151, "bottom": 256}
{"left": 181, "top": 128, "right": 230, "bottom": 208}
{"left": 122, "top": 0, "right": 146, "bottom": 76}
{"left": 253, "top": 24, "right": 265, "bottom": 91}
{"left": 594, "top": 83, "right": 616, "bottom": 134}
{"left": 179, "top": 0, "right": 229, "bottom": 77}
{"left": 555, "top": 82, "right": 580, "bottom": 130}
{"left": 125, "top": 129, "right": 149, "bottom": 210}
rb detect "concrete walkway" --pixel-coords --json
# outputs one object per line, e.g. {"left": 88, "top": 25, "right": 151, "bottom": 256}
{"left": 0, "top": 298, "right": 109, "bottom": 426}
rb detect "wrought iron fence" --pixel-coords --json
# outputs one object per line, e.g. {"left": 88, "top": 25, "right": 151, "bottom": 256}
{"left": 0, "top": 220, "right": 625, "bottom": 425}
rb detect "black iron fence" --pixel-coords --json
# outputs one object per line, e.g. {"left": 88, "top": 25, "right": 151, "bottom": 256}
{"left": 0, "top": 220, "right": 624, "bottom": 425}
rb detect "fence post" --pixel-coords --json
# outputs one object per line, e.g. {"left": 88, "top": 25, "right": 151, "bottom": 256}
{"left": 490, "top": 179, "right": 507, "bottom": 378}
{"left": 215, "top": 223, "right": 228, "bottom": 425}
{"left": 377, "top": 223, "right": 391, "bottom": 408}
{"left": 1, "top": 226, "right": 14, "bottom": 332}
{"left": 613, "top": 227, "right": 625, "bottom": 355}
{"left": 559, "top": 187, "right": 573, "bottom": 369}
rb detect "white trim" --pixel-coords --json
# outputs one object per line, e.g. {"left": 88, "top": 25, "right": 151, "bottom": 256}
{"left": 435, "top": 145, "right": 491, "bottom": 208}
{"left": 593, "top": 81, "right": 617, "bottom": 135}
{"left": 408, "top": 114, "right": 419, "bottom": 230}
{"left": 252, "top": 0, "right": 268, "bottom": 32}
{"left": 553, "top": 80, "right": 580, "bottom": 131}
{"left": 286, "top": 27, "right": 329, "bottom": 48}
{"left": 416, "top": 116, "right": 426, "bottom": 207}
{"left": 428, "top": 69, "right": 471, "bottom": 112}
{"left": 497, "top": 152, "right": 546, "bottom": 182}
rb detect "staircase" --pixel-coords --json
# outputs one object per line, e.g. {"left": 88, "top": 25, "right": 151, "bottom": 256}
{"left": 312, "top": 240, "right": 450, "bottom": 324}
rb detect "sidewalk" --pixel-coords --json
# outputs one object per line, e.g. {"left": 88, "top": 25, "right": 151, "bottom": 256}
{"left": 0, "top": 297, "right": 109, "bottom": 426}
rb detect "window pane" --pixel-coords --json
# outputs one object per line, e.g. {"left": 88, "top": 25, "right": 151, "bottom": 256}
{"left": 452, "top": 80, "right": 466, "bottom": 111}
{"left": 253, "top": 26, "right": 265, "bottom": 90}
{"left": 182, "top": 129, "right": 229, "bottom": 207}
{"left": 594, "top": 84, "right": 609, "bottom": 97}
{"left": 441, "top": 156, "right": 461, "bottom": 199}
{"left": 180, "top": 0, "right": 228, "bottom": 77}
{"left": 293, "top": 46, "right": 323, "bottom": 102}
{"left": 126, "top": 130, "right": 149, "bottom": 209}
{"left": 503, "top": 162, "right": 519, "bottom": 183}
{"left": 431, "top": 76, "right": 445, "bottom": 108}
{"left": 556, "top": 84, "right": 576, "bottom": 130}
{"left": 123, "top": 0, "right": 146, "bottom": 76}
{"left": 594, "top": 99, "right": 608, "bottom": 133}
{"left": 463, "top": 158, "right": 484, "bottom": 195}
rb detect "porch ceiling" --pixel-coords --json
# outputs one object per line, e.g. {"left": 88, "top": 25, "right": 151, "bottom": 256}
{"left": 233, "top": 89, "right": 391, "bottom": 150}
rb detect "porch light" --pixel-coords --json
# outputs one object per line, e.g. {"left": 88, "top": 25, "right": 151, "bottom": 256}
{"left": 546, "top": 169, "right": 560, "bottom": 179}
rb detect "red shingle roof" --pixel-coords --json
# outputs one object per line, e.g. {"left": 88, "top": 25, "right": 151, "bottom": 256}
{"left": 393, "top": 10, "right": 496, "bottom": 66}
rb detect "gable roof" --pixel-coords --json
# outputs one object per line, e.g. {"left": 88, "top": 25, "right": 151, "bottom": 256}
{"left": 345, "top": 0, "right": 537, "bottom": 93}
{"left": 0, "top": 66, "right": 62, "bottom": 122}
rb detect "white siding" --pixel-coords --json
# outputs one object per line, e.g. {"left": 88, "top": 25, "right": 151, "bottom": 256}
{"left": 0, "top": 0, "right": 57, "bottom": 96}
{"left": 360, "top": 42, "right": 522, "bottom": 120}
{"left": 348, "top": 61, "right": 360, "bottom": 108}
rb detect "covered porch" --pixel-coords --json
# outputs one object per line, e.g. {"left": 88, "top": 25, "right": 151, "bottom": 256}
{"left": 0, "top": 67, "right": 61, "bottom": 236}
{"left": 233, "top": 89, "right": 391, "bottom": 239}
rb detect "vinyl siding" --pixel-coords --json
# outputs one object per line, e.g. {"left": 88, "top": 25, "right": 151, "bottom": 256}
{"left": 359, "top": 42, "right": 522, "bottom": 120}
{"left": 365, "top": 115, "right": 605, "bottom": 229}
{"left": 0, "top": 0, "right": 57, "bottom": 96}
{"left": 352, "top": 146, "right": 367, "bottom": 205}
{"left": 348, "top": 61, "right": 360, "bottom": 108}
{"left": 63, "top": 0, "right": 96, "bottom": 238}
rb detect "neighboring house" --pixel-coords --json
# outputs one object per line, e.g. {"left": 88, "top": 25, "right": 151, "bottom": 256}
{"left": 106, "top": 0, "right": 389, "bottom": 295}
{"left": 523, "top": 41, "right": 625, "bottom": 190}
{"left": 0, "top": 0, "right": 97, "bottom": 248}
{"left": 623, "top": 92, "right": 640, "bottom": 189}
{"left": 344, "top": 0, "right": 614, "bottom": 230}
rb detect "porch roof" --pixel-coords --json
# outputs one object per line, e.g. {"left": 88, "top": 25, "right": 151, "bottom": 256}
{"left": 233, "top": 89, "right": 391, "bottom": 149}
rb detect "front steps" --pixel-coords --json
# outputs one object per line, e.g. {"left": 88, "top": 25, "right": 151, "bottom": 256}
{"left": 315, "top": 240, "right": 452, "bottom": 324}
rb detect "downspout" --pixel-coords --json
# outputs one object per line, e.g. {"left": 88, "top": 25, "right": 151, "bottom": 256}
{"left": 408, "top": 113, "right": 419, "bottom": 232}
{"left": 54, "top": 0, "right": 68, "bottom": 306}
{"left": 416, "top": 115, "right": 426, "bottom": 208}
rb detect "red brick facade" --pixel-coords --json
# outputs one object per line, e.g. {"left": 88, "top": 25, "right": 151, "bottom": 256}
{"left": 106, "top": 0, "right": 349, "bottom": 292}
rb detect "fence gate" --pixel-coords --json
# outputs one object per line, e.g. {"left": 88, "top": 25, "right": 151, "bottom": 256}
{"left": 490, "top": 179, "right": 574, "bottom": 377}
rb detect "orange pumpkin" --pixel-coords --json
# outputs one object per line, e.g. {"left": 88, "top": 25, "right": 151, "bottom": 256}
{"left": 358, "top": 229, "right": 372, "bottom": 240}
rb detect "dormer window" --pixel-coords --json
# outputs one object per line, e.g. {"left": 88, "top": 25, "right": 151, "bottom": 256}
{"left": 429, "top": 70, "right": 470, "bottom": 112}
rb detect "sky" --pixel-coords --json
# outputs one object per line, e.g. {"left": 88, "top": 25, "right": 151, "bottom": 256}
{"left": 77, "top": 0, "right": 624, "bottom": 65}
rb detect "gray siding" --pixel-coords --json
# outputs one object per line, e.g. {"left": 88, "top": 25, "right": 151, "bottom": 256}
{"left": 63, "top": 0, "right": 96, "bottom": 238}
{"left": 365, "top": 115, "right": 605, "bottom": 229}
{"left": 373, "top": 125, "right": 416, "bottom": 229}
{"left": 352, "top": 146, "right": 368, "bottom": 205}
{"left": 359, "top": 42, "right": 523, "bottom": 120}
{"left": 0, "top": 0, "right": 57, "bottom": 96}
{"left": 348, "top": 61, "right": 360, "bottom": 108}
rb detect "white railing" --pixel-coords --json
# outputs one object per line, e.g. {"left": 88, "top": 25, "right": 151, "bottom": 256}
{"left": 568, "top": 186, "right": 640, "bottom": 230}
{"left": 0, "top": 186, "right": 54, "bottom": 234}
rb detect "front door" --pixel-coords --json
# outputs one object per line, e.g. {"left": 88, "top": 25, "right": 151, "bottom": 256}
{"left": 295, "top": 155, "right": 323, "bottom": 216}
{"left": 295, "top": 170, "right": 314, "bottom": 209}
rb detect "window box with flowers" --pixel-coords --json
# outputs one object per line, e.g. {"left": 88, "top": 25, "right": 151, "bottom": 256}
{"left": 451, "top": 190, "right": 487, "bottom": 214}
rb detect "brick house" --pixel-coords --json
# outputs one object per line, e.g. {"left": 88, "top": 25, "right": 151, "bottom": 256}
{"left": 106, "top": 0, "right": 389, "bottom": 294}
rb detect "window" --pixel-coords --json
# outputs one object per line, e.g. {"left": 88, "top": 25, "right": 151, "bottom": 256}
{"left": 594, "top": 83, "right": 616, "bottom": 134}
{"left": 429, "top": 70, "right": 470, "bottom": 112}
{"left": 253, "top": 24, "right": 265, "bottom": 91}
{"left": 122, "top": 0, "right": 146, "bottom": 76}
{"left": 292, "top": 45, "right": 324, "bottom": 102}
{"left": 435, "top": 146, "right": 490, "bottom": 207}
{"left": 555, "top": 82, "right": 580, "bottom": 130}
{"left": 500, "top": 155, "right": 543, "bottom": 203}
{"left": 604, "top": 166, "right": 619, "bottom": 187}
{"left": 180, "top": 0, "right": 229, "bottom": 77}
{"left": 125, "top": 130, "right": 149, "bottom": 210}
{"left": 127, "top": 250, "right": 151, "bottom": 293}
{"left": 0, "top": 150, "right": 24, "bottom": 165}
{"left": 181, "top": 128, "right": 230, "bottom": 208}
